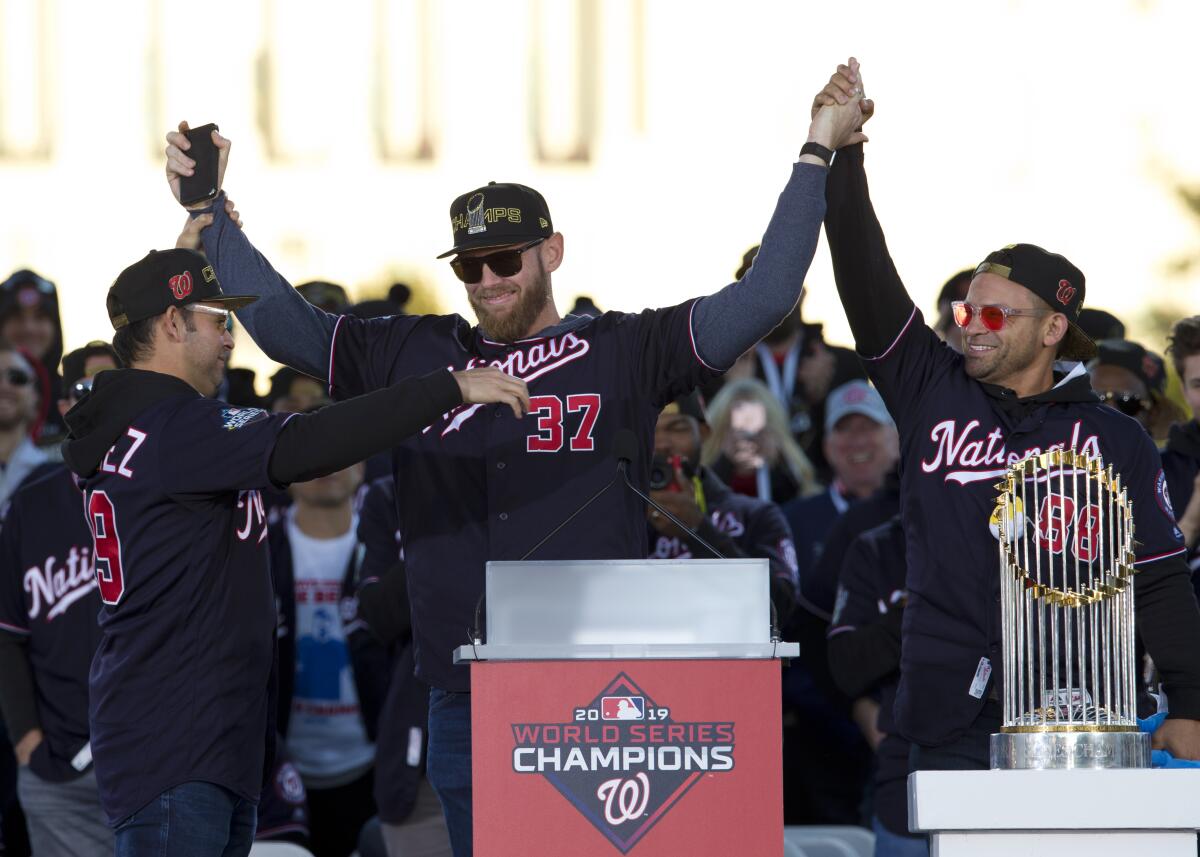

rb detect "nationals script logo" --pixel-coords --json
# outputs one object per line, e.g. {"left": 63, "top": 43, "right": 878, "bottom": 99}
{"left": 510, "top": 673, "right": 734, "bottom": 853}
{"left": 921, "top": 418, "right": 1100, "bottom": 485}
{"left": 432, "top": 332, "right": 591, "bottom": 436}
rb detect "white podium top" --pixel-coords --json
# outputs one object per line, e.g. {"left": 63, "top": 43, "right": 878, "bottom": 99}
{"left": 909, "top": 769, "right": 1200, "bottom": 832}
{"left": 453, "top": 641, "right": 799, "bottom": 662}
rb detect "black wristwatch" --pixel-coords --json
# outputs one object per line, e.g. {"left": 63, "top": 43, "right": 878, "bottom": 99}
{"left": 799, "top": 142, "right": 834, "bottom": 165}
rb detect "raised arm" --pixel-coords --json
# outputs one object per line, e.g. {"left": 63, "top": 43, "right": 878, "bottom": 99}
{"left": 817, "top": 67, "right": 916, "bottom": 357}
{"left": 165, "top": 122, "right": 338, "bottom": 379}
{"left": 691, "top": 58, "right": 871, "bottom": 369}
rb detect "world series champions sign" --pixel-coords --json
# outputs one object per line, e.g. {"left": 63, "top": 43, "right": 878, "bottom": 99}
{"left": 471, "top": 660, "right": 783, "bottom": 856}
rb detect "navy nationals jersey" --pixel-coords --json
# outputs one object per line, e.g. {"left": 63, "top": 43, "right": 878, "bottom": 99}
{"left": 0, "top": 465, "right": 102, "bottom": 782}
{"left": 65, "top": 370, "right": 289, "bottom": 823}
{"left": 329, "top": 304, "right": 720, "bottom": 690}
{"left": 866, "top": 312, "right": 1185, "bottom": 745}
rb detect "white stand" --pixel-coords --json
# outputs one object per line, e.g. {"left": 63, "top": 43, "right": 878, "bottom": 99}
{"left": 909, "top": 769, "right": 1200, "bottom": 857}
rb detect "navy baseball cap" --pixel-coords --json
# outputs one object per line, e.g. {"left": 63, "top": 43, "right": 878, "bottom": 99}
{"left": 107, "top": 249, "right": 257, "bottom": 330}
{"left": 1093, "top": 339, "right": 1167, "bottom": 395}
{"left": 437, "top": 182, "right": 554, "bottom": 258}
{"left": 974, "top": 243, "right": 1096, "bottom": 360}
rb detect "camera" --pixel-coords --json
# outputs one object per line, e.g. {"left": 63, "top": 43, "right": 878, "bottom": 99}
{"left": 649, "top": 454, "right": 684, "bottom": 491}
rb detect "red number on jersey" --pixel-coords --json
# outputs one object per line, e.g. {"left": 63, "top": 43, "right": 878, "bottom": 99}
{"left": 1072, "top": 503, "right": 1102, "bottom": 562}
{"left": 525, "top": 394, "right": 601, "bottom": 453}
{"left": 1036, "top": 494, "right": 1076, "bottom": 554}
{"left": 1035, "top": 493, "right": 1102, "bottom": 562}
{"left": 88, "top": 490, "right": 125, "bottom": 605}
{"left": 566, "top": 394, "right": 601, "bottom": 451}
{"left": 526, "top": 396, "right": 565, "bottom": 452}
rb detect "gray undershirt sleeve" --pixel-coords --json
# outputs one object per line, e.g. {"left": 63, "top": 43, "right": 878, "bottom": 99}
{"left": 193, "top": 193, "right": 338, "bottom": 380}
{"left": 690, "top": 162, "right": 827, "bottom": 369}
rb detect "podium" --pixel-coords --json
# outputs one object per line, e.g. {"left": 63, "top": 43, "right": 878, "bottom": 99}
{"left": 909, "top": 769, "right": 1200, "bottom": 856}
{"left": 455, "top": 558, "right": 797, "bottom": 857}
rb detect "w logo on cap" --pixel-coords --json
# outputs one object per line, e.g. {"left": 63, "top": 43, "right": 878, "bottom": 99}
{"left": 1055, "top": 279, "right": 1076, "bottom": 307}
{"left": 169, "top": 271, "right": 193, "bottom": 300}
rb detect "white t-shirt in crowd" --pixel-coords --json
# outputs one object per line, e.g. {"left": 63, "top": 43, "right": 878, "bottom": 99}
{"left": 286, "top": 512, "right": 375, "bottom": 785}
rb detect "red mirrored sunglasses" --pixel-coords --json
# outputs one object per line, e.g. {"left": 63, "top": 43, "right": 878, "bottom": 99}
{"left": 952, "top": 301, "right": 1050, "bottom": 332}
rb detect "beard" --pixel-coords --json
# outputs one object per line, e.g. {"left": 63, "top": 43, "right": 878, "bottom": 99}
{"left": 469, "top": 269, "right": 553, "bottom": 343}
{"left": 963, "top": 333, "right": 1040, "bottom": 386}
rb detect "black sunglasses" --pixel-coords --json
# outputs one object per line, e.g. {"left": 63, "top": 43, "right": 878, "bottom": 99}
{"left": 1, "top": 368, "right": 31, "bottom": 387}
{"left": 449, "top": 239, "right": 545, "bottom": 285}
{"left": 1097, "top": 390, "right": 1148, "bottom": 417}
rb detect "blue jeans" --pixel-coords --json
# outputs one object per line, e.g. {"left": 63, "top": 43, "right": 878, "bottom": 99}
{"left": 872, "top": 815, "right": 928, "bottom": 857}
{"left": 114, "top": 781, "right": 257, "bottom": 857}
{"left": 426, "top": 689, "right": 473, "bottom": 857}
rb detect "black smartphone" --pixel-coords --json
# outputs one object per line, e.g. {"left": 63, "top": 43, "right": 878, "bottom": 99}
{"left": 178, "top": 123, "right": 220, "bottom": 206}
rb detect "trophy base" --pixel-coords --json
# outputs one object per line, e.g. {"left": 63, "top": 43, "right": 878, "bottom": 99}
{"left": 990, "top": 729, "right": 1150, "bottom": 770}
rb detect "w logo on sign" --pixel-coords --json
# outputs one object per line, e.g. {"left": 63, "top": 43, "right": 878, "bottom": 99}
{"left": 169, "top": 271, "right": 193, "bottom": 299}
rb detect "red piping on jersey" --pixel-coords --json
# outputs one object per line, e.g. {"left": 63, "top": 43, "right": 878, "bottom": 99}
{"left": 0, "top": 620, "right": 30, "bottom": 635}
{"left": 1134, "top": 546, "right": 1187, "bottom": 566}
{"left": 688, "top": 300, "right": 721, "bottom": 372}
{"left": 866, "top": 306, "right": 918, "bottom": 362}
{"left": 826, "top": 624, "right": 856, "bottom": 637}
{"left": 327, "top": 315, "right": 345, "bottom": 397}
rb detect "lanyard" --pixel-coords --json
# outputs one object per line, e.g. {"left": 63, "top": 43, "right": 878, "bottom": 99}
{"left": 756, "top": 340, "right": 802, "bottom": 406}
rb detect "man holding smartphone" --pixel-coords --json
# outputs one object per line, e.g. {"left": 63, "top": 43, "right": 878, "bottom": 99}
{"left": 163, "top": 73, "right": 868, "bottom": 856}
{"left": 64, "top": 248, "right": 526, "bottom": 856}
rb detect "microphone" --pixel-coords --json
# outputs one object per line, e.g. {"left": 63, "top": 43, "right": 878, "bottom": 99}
{"left": 518, "top": 441, "right": 625, "bottom": 562}
{"left": 471, "top": 435, "right": 626, "bottom": 643}
{"left": 613, "top": 428, "right": 727, "bottom": 560}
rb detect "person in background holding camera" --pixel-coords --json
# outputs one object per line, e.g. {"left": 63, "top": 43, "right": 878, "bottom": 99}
{"left": 724, "top": 248, "right": 866, "bottom": 481}
{"left": 701, "top": 377, "right": 822, "bottom": 506}
{"left": 648, "top": 392, "right": 800, "bottom": 623}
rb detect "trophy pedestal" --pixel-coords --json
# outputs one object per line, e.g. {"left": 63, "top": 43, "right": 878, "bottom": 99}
{"left": 909, "top": 769, "right": 1200, "bottom": 856}
{"left": 989, "top": 729, "right": 1150, "bottom": 769}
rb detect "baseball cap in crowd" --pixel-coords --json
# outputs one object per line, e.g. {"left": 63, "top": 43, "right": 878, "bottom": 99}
{"left": 662, "top": 390, "right": 709, "bottom": 425}
{"left": 107, "top": 249, "right": 257, "bottom": 330}
{"left": 973, "top": 243, "right": 1095, "bottom": 360}
{"left": 825, "top": 380, "right": 893, "bottom": 432}
{"left": 437, "top": 181, "right": 554, "bottom": 258}
{"left": 1093, "top": 339, "right": 1167, "bottom": 395}
{"left": 1077, "top": 308, "right": 1126, "bottom": 343}
{"left": 296, "top": 280, "right": 350, "bottom": 313}
{"left": 0, "top": 269, "right": 58, "bottom": 320}
{"left": 61, "top": 341, "right": 119, "bottom": 394}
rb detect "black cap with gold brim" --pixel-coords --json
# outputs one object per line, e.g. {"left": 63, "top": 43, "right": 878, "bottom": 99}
{"left": 437, "top": 181, "right": 553, "bottom": 259}
{"left": 106, "top": 248, "right": 257, "bottom": 330}
{"left": 974, "top": 243, "right": 1096, "bottom": 361}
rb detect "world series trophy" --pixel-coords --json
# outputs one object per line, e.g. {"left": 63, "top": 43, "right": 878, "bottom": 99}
{"left": 990, "top": 449, "right": 1151, "bottom": 769}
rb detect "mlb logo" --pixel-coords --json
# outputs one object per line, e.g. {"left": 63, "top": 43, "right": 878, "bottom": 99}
{"left": 601, "top": 696, "right": 645, "bottom": 720}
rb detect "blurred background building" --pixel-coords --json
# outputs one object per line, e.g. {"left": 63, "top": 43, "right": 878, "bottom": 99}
{"left": 1, "top": 0, "right": 1199, "bottom": 386}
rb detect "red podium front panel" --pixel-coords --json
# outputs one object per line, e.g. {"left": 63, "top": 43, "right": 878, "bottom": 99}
{"left": 472, "top": 659, "right": 782, "bottom": 856}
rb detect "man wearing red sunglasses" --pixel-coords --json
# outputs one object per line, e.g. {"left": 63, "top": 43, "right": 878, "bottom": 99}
{"left": 814, "top": 61, "right": 1200, "bottom": 780}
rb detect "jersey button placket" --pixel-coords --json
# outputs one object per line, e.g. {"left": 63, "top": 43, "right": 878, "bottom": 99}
{"left": 498, "top": 512, "right": 509, "bottom": 521}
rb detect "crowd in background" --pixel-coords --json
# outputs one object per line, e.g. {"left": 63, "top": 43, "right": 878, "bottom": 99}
{"left": 0, "top": 248, "right": 1198, "bottom": 857}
